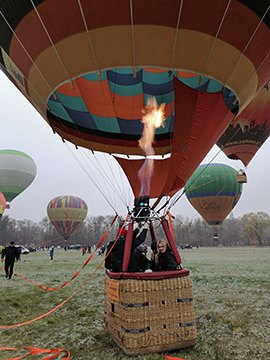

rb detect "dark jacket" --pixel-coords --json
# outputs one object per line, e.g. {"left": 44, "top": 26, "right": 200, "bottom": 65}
{"left": 105, "top": 227, "right": 148, "bottom": 272}
{"left": 156, "top": 248, "right": 178, "bottom": 271}
{"left": 1, "top": 245, "right": 20, "bottom": 263}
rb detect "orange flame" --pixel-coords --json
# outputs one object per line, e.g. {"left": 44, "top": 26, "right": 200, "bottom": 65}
{"left": 138, "top": 97, "right": 166, "bottom": 196}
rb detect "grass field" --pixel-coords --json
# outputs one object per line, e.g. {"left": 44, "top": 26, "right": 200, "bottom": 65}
{"left": 0, "top": 247, "right": 269, "bottom": 360}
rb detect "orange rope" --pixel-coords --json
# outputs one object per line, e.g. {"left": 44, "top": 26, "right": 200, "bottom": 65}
{"left": 167, "top": 212, "right": 175, "bottom": 240}
{"left": 0, "top": 217, "right": 119, "bottom": 329}
{"left": 5, "top": 215, "right": 118, "bottom": 292}
{"left": 0, "top": 346, "right": 70, "bottom": 359}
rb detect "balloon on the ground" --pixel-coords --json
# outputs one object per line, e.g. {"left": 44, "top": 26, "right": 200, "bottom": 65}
{"left": 47, "top": 195, "right": 88, "bottom": 240}
{"left": 184, "top": 163, "right": 243, "bottom": 230}
{"left": 0, "top": 2, "right": 269, "bottom": 200}
{"left": 0, "top": 149, "right": 37, "bottom": 203}
{"left": 0, "top": 191, "right": 6, "bottom": 217}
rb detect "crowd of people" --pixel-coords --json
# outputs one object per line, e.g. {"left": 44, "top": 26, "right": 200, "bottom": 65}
{"left": 1, "top": 220, "right": 181, "bottom": 278}
{"left": 105, "top": 221, "right": 180, "bottom": 273}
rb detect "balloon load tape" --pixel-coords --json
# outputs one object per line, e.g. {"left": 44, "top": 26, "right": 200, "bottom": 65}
{"left": 133, "top": 196, "right": 150, "bottom": 222}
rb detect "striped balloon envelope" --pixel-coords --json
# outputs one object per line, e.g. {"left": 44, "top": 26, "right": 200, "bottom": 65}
{"left": 0, "top": 149, "right": 37, "bottom": 203}
{"left": 184, "top": 163, "right": 243, "bottom": 231}
{"left": 0, "top": 1, "right": 269, "bottom": 201}
{"left": 47, "top": 195, "right": 88, "bottom": 240}
{"left": 0, "top": 191, "right": 6, "bottom": 217}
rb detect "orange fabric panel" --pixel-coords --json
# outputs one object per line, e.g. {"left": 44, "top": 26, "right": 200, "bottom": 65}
{"left": 111, "top": 93, "right": 144, "bottom": 120}
{"left": 76, "top": 78, "right": 116, "bottom": 117}
{"left": 57, "top": 81, "right": 82, "bottom": 97}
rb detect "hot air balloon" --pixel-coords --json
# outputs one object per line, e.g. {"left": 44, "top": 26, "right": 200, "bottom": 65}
{"left": 1, "top": 1, "right": 269, "bottom": 355}
{"left": 47, "top": 195, "right": 88, "bottom": 240}
{"left": 0, "top": 149, "right": 37, "bottom": 205}
{"left": 0, "top": 1, "right": 270, "bottom": 202}
{"left": 217, "top": 81, "right": 270, "bottom": 167}
{"left": 0, "top": 191, "right": 6, "bottom": 217}
{"left": 184, "top": 163, "right": 243, "bottom": 241}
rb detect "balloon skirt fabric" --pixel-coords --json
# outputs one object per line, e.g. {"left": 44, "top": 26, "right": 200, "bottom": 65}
{"left": 104, "top": 270, "right": 197, "bottom": 355}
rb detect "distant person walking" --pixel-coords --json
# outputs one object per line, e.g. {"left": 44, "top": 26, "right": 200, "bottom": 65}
{"left": 1, "top": 241, "right": 20, "bottom": 279}
{"left": 82, "top": 246, "right": 87, "bottom": 256}
{"left": 49, "top": 246, "right": 55, "bottom": 260}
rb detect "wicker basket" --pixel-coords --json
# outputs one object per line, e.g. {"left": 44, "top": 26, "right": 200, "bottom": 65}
{"left": 104, "top": 269, "right": 197, "bottom": 355}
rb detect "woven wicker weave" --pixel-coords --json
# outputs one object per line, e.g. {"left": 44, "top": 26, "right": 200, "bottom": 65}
{"left": 104, "top": 270, "right": 197, "bottom": 355}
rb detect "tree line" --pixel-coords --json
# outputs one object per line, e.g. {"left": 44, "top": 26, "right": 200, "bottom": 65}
{"left": 0, "top": 212, "right": 270, "bottom": 249}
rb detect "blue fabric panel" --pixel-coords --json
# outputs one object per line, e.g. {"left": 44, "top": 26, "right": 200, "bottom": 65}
{"left": 107, "top": 69, "right": 143, "bottom": 85}
{"left": 179, "top": 75, "right": 202, "bottom": 88}
{"left": 90, "top": 113, "right": 120, "bottom": 133}
{"left": 55, "top": 91, "right": 88, "bottom": 112}
{"left": 64, "top": 107, "right": 97, "bottom": 130}
{"left": 143, "top": 80, "right": 174, "bottom": 96}
{"left": 151, "top": 93, "right": 174, "bottom": 104}
{"left": 48, "top": 98, "right": 73, "bottom": 123}
{"left": 143, "top": 70, "right": 172, "bottom": 85}
{"left": 117, "top": 118, "right": 143, "bottom": 135}
{"left": 155, "top": 116, "right": 172, "bottom": 135}
{"left": 207, "top": 79, "right": 223, "bottom": 93}
{"left": 82, "top": 71, "right": 107, "bottom": 81}
{"left": 108, "top": 81, "right": 143, "bottom": 96}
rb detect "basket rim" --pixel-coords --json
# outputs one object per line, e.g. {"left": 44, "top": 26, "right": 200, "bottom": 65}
{"left": 106, "top": 268, "right": 190, "bottom": 280}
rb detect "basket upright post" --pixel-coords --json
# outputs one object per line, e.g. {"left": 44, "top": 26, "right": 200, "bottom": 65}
{"left": 122, "top": 219, "right": 134, "bottom": 271}
{"left": 161, "top": 217, "right": 182, "bottom": 264}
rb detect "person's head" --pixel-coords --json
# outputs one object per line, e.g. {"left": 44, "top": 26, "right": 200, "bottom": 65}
{"left": 137, "top": 244, "right": 147, "bottom": 255}
{"left": 157, "top": 239, "right": 167, "bottom": 254}
{"left": 10, "top": 241, "right": 15, "bottom": 247}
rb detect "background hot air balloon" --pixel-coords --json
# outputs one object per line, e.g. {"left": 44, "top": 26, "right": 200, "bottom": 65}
{"left": 0, "top": 149, "right": 37, "bottom": 205}
{"left": 0, "top": 1, "right": 270, "bottom": 205}
{"left": 0, "top": 191, "right": 6, "bottom": 217}
{"left": 184, "top": 163, "right": 243, "bottom": 241}
{"left": 47, "top": 195, "right": 88, "bottom": 240}
{"left": 217, "top": 81, "right": 270, "bottom": 167}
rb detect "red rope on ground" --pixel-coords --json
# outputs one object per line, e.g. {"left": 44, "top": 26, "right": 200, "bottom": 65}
{"left": 0, "top": 216, "right": 120, "bottom": 329}
{"left": 0, "top": 346, "right": 70, "bottom": 359}
{"left": 6, "top": 215, "right": 118, "bottom": 291}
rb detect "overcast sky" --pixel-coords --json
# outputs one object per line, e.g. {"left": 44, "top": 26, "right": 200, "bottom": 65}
{"left": 1, "top": 70, "right": 270, "bottom": 223}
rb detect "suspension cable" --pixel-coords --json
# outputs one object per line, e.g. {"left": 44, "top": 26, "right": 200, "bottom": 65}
{"left": 77, "top": 0, "right": 100, "bottom": 75}
{"left": 201, "top": 0, "right": 232, "bottom": 77}
{"left": 30, "top": 0, "right": 73, "bottom": 86}
{"left": 63, "top": 143, "right": 119, "bottom": 213}
{"left": 169, "top": 0, "right": 184, "bottom": 70}
{"left": 129, "top": 0, "right": 136, "bottom": 74}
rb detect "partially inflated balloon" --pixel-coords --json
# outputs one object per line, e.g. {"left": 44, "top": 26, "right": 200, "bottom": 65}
{"left": 0, "top": 150, "right": 37, "bottom": 203}
{"left": 0, "top": 192, "right": 6, "bottom": 217}
{"left": 47, "top": 196, "right": 88, "bottom": 240}
{"left": 184, "top": 164, "right": 243, "bottom": 229}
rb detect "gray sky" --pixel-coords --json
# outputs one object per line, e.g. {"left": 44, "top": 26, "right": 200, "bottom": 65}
{"left": 1, "top": 71, "right": 269, "bottom": 223}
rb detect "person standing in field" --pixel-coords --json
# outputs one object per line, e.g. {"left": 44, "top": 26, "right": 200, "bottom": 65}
{"left": 49, "top": 246, "right": 55, "bottom": 260}
{"left": 1, "top": 241, "right": 20, "bottom": 279}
